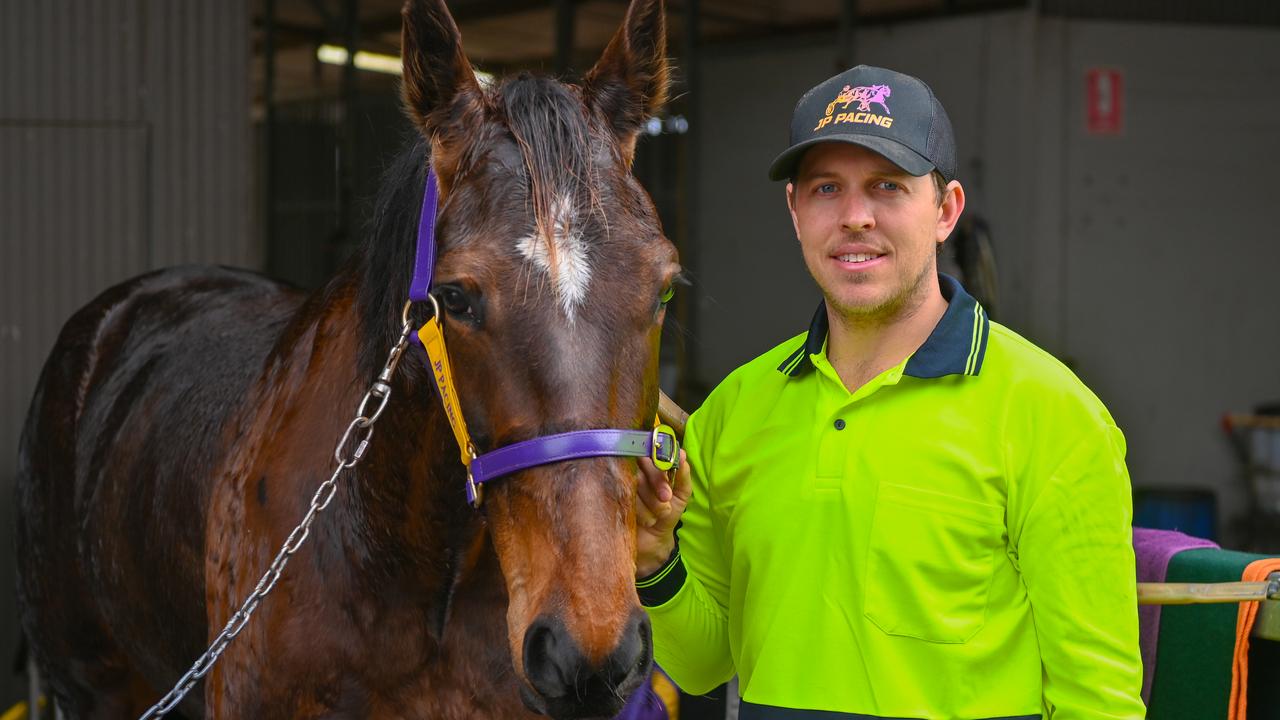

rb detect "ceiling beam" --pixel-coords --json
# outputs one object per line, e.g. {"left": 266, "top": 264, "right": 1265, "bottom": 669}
{"left": 304, "top": 0, "right": 338, "bottom": 32}
{"left": 362, "top": 0, "right": 570, "bottom": 38}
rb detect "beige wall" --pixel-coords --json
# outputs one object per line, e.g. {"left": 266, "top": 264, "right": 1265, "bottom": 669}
{"left": 691, "top": 12, "right": 1280, "bottom": 542}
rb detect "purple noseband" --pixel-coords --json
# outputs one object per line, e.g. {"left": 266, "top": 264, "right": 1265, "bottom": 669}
{"left": 467, "top": 428, "right": 679, "bottom": 505}
{"left": 411, "top": 167, "right": 678, "bottom": 507}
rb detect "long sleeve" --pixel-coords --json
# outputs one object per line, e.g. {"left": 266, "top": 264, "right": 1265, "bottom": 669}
{"left": 639, "top": 405, "right": 736, "bottom": 695}
{"left": 1014, "top": 422, "right": 1147, "bottom": 719}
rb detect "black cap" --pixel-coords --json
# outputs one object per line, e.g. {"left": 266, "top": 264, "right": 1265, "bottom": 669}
{"left": 768, "top": 65, "right": 957, "bottom": 183}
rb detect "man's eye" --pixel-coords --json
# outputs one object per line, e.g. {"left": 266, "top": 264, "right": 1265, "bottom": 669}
{"left": 877, "top": 181, "right": 901, "bottom": 191}
{"left": 817, "top": 183, "right": 838, "bottom": 194}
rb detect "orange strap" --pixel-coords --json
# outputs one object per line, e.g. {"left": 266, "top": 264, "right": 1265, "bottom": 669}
{"left": 651, "top": 669, "right": 680, "bottom": 720}
{"left": 1228, "top": 557, "right": 1280, "bottom": 720}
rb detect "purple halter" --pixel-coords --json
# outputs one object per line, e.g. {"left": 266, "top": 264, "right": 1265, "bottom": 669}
{"left": 410, "top": 167, "right": 679, "bottom": 507}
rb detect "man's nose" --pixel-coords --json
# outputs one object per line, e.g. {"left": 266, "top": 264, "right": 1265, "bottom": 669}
{"left": 840, "top": 191, "right": 875, "bottom": 233}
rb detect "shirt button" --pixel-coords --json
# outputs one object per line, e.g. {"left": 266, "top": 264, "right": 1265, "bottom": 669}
{"left": 833, "top": 418, "right": 846, "bottom": 430}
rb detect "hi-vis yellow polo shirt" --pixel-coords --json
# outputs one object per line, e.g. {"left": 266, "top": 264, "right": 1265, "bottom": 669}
{"left": 639, "top": 275, "right": 1145, "bottom": 720}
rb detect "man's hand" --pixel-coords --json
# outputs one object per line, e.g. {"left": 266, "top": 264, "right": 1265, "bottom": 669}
{"left": 635, "top": 450, "right": 692, "bottom": 578}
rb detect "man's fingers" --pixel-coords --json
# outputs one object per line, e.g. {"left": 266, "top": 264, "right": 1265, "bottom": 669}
{"left": 633, "top": 454, "right": 688, "bottom": 576}
{"left": 638, "top": 457, "right": 673, "bottom": 502}
{"left": 635, "top": 500, "right": 659, "bottom": 528}
{"left": 670, "top": 450, "right": 691, "bottom": 503}
{"left": 636, "top": 469, "right": 671, "bottom": 518}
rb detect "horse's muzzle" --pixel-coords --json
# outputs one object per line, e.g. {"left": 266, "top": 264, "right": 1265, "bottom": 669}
{"left": 520, "top": 609, "right": 653, "bottom": 719}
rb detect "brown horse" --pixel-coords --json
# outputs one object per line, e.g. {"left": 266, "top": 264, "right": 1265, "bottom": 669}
{"left": 14, "top": 0, "right": 679, "bottom": 717}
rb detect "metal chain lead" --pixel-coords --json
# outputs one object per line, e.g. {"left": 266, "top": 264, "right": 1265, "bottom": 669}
{"left": 139, "top": 307, "right": 417, "bottom": 719}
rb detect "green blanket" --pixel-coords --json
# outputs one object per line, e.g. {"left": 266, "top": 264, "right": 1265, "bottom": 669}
{"left": 1147, "top": 548, "right": 1279, "bottom": 720}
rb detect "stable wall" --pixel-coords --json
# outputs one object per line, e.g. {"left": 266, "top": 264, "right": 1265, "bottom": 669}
{"left": 690, "top": 12, "right": 1280, "bottom": 542}
{"left": 0, "top": 0, "right": 253, "bottom": 706}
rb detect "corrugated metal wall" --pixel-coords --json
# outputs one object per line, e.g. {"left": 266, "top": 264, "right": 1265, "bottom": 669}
{"left": 0, "top": 0, "right": 252, "bottom": 706}
{"left": 148, "top": 0, "right": 255, "bottom": 268}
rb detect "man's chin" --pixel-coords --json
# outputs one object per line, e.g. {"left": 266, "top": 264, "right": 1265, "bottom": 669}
{"left": 826, "top": 289, "right": 900, "bottom": 322}
{"left": 822, "top": 264, "right": 938, "bottom": 325}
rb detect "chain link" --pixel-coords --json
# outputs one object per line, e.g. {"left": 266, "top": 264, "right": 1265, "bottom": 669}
{"left": 139, "top": 311, "right": 416, "bottom": 719}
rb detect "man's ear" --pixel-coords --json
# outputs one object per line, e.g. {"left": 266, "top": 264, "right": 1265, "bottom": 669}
{"left": 581, "top": 0, "right": 669, "bottom": 165}
{"left": 935, "top": 180, "right": 965, "bottom": 244}
{"left": 786, "top": 182, "right": 802, "bottom": 241}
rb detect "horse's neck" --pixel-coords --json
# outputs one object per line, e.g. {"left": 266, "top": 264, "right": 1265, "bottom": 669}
{"left": 285, "top": 270, "right": 486, "bottom": 633}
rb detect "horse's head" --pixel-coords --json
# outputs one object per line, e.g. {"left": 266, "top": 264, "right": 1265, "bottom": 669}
{"left": 401, "top": 0, "right": 676, "bottom": 716}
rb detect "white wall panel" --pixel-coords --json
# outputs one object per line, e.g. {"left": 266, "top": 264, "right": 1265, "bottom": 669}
{"left": 1061, "top": 21, "right": 1280, "bottom": 531}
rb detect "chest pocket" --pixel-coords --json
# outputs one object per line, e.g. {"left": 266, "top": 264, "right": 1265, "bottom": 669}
{"left": 863, "top": 482, "right": 1006, "bottom": 643}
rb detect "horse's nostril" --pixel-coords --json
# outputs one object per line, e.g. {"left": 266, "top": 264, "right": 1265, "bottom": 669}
{"left": 610, "top": 611, "right": 651, "bottom": 682}
{"left": 635, "top": 612, "right": 652, "bottom": 667}
{"left": 523, "top": 616, "right": 574, "bottom": 698}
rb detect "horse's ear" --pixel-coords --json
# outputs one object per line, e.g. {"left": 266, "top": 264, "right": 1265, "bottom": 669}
{"left": 582, "top": 0, "right": 669, "bottom": 162}
{"left": 401, "top": 0, "right": 483, "bottom": 178}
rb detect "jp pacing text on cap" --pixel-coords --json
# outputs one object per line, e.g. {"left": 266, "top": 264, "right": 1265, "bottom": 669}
{"left": 768, "top": 65, "right": 957, "bottom": 183}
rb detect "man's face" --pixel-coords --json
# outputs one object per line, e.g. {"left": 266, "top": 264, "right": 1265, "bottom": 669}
{"left": 787, "top": 142, "right": 964, "bottom": 323}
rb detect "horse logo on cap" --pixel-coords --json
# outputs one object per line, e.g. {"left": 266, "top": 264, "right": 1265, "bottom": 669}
{"left": 827, "top": 84, "right": 892, "bottom": 116}
{"left": 814, "top": 84, "right": 894, "bottom": 132}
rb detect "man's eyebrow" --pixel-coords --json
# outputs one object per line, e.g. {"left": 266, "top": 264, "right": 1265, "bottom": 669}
{"left": 799, "top": 168, "right": 842, "bottom": 182}
{"left": 868, "top": 164, "right": 912, "bottom": 180}
{"left": 801, "top": 163, "right": 911, "bottom": 183}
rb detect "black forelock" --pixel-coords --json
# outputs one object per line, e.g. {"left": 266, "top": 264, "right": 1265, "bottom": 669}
{"left": 498, "top": 74, "right": 598, "bottom": 255}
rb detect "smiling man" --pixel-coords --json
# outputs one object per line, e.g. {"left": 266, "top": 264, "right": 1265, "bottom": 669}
{"left": 635, "top": 66, "right": 1146, "bottom": 719}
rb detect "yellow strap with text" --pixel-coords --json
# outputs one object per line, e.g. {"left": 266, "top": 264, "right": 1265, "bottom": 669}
{"left": 418, "top": 316, "right": 473, "bottom": 466}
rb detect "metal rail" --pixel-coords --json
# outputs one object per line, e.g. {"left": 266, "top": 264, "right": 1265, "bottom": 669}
{"left": 1138, "top": 581, "right": 1273, "bottom": 605}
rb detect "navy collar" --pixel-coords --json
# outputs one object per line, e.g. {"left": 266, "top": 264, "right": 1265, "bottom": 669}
{"left": 777, "top": 274, "right": 990, "bottom": 379}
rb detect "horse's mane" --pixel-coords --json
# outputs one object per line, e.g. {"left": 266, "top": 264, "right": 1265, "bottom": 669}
{"left": 355, "top": 73, "right": 599, "bottom": 379}
{"left": 356, "top": 133, "right": 429, "bottom": 379}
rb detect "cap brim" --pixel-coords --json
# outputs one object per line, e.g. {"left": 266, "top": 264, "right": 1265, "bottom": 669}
{"left": 767, "top": 134, "right": 935, "bottom": 181}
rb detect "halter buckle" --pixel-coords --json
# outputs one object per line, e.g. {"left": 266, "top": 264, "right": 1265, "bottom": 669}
{"left": 466, "top": 471, "right": 483, "bottom": 508}
{"left": 651, "top": 424, "right": 679, "bottom": 473}
{"left": 465, "top": 445, "right": 482, "bottom": 508}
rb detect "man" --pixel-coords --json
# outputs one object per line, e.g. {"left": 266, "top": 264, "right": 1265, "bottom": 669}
{"left": 635, "top": 65, "right": 1146, "bottom": 719}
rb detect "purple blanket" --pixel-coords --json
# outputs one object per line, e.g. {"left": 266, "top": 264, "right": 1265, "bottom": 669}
{"left": 615, "top": 667, "right": 672, "bottom": 720}
{"left": 1133, "top": 527, "right": 1218, "bottom": 704}
{"left": 616, "top": 685, "right": 668, "bottom": 720}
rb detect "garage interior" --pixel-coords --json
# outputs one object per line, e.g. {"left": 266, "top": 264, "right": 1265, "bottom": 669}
{"left": 2, "top": 0, "right": 1279, "bottom": 716}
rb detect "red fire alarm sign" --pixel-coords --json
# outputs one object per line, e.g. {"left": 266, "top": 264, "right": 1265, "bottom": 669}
{"left": 1086, "top": 68, "right": 1124, "bottom": 135}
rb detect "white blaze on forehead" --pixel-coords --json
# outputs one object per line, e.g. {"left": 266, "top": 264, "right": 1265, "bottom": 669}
{"left": 515, "top": 193, "right": 592, "bottom": 321}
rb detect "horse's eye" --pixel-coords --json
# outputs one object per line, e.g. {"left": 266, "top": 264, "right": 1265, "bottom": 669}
{"left": 437, "top": 286, "right": 475, "bottom": 320}
{"left": 658, "top": 271, "right": 689, "bottom": 311}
